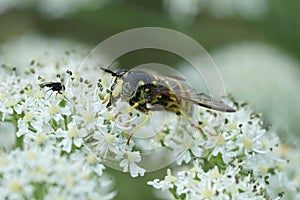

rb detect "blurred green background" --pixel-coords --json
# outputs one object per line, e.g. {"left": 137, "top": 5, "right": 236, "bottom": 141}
{"left": 0, "top": 0, "right": 299, "bottom": 199}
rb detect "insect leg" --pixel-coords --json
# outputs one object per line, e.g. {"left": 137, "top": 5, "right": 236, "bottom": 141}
{"left": 115, "top": 102, "right": 139, "bottom": 119}
{"left": 180, "top": 111, "right": 218, "bottom": 136}
{"left": 180, "top": 111, "right": 204, "bottom": 132}
{"left": 180, "top": 111, "right": 217, "bottom": 136}
{"left": 126, "top": 113, "right": 151, "bottom": 146}
{"left": 45, "top": 90, "right": 54, "bottom": 100}
{"left": 102, "top": 94, "right": 110, "bottom": 104}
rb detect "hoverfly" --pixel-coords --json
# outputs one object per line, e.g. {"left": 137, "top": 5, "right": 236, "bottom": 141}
{"left": 101, "top": 67, "right": 235, "bottom": 145}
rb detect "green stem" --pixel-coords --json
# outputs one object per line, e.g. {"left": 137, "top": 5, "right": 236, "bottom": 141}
{"left": 16, "top": 134, "right": 24, "bottom": 149}
{"left": 63, "top": 114, "right": 68, "bottom": 130}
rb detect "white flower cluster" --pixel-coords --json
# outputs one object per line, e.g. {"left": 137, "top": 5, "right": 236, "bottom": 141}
{"left": 0, "top": 66, "right": 115, "bottom": 199}
{"left": 148, "top": 102, "right": 300, "bottom": 199}
{"left": 0, "top": 59, "right": 147, "bottom": 178}
{"left": 0, "top": 38, "right": 117, "bottom": 199}
{"left": 1, "top": 35, "right": 300, "bottom": 199}
{"left": 0, "top": 147, "right": 116, "bottom": 200}
{"left": 211, "top": 42, "right": 300, "bottom": 142}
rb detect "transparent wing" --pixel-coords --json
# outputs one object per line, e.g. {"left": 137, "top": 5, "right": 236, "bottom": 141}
{"left": 192, "top": 93, "right": 235, "bottom": 112}
{"left": 158, "top": 88, "right": 235, "bottom": 113}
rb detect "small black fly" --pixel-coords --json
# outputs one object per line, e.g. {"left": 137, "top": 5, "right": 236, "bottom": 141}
{"left": 39, "top": 82, "right": 65, "bottom": 97}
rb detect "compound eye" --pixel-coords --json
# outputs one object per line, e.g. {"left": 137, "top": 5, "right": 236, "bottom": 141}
{"left": 122, "top": 81, "right": 135, "bottom": 97}
{"left": 123, "top": 82, "right": 131, "bottom": 91}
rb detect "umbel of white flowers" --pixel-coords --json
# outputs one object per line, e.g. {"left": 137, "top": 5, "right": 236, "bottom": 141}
{"left": 0, "top": 51, "right": 299, "bottom": 199}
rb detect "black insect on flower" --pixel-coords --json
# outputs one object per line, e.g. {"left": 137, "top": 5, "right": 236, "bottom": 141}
{"left": 39, "top": 81, "right": 65, "bottom": 97}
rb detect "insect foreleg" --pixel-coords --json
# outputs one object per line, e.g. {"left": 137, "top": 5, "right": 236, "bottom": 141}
{"left": 114, "top": 102, "right": 139, "bottom": 119}
{"left": 126, "top": 112, "right": 151, "bottom": 145}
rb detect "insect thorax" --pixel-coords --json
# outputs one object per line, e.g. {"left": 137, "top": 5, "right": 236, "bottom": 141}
{"left": 121, "top": 70, "right": 156, "bottom": 99}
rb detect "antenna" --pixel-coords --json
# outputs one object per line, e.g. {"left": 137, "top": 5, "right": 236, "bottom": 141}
{"left": 100, "top": 67, "right": 119, "bottom": 77}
